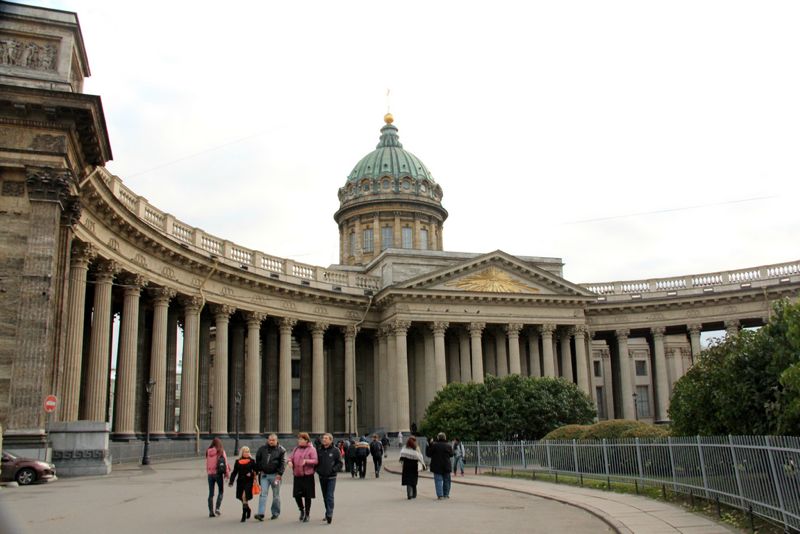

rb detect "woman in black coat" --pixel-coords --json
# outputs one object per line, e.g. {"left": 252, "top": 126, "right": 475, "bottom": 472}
{"left": 229, "top": 446, "right": 258, "bottom": 522}
{"left": 399, "top": 436, "right": 425, "bottom": 499}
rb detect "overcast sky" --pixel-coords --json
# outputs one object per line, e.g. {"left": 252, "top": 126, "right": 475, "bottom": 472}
{"left": 33, "top": 0, "right": 800, "bottom": 283}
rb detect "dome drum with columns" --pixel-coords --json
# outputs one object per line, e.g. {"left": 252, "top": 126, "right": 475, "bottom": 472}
{"left": 1, "top": 3, "right": 800, "bottom": 472}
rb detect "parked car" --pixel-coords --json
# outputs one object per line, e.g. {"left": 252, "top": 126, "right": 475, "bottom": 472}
{"left": 1, "top": 452, "right": 56, "bottom": 485}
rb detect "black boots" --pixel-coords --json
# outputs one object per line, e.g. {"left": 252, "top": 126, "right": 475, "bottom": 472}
{"left": 241, "top": 504, "right": 251, "bottom": 522}
{"left": 299, "top": 510, "right": 306, "bottom": 522}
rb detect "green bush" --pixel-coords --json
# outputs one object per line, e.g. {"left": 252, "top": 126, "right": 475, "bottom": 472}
{"left": 541, "top": 424, "right": 590, "bottom": 440}
{"left": 579, "top": 420, "right": 649, "bottom": 440}
{"left": 619, "top": 424, "right": 670, "bottom": 439}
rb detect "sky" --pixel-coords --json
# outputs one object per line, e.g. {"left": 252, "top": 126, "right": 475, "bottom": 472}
{"left": 30, "top": 0, "right": 800, "bottom": 283}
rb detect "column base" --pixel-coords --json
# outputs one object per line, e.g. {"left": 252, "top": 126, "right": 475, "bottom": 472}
{"left": 110, "top": 433, "right": 138, "bottom": 442}
{"left": 277, "top": 432, "right": 294, "bottom": 440}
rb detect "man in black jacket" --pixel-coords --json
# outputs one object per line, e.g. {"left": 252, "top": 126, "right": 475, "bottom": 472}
{"left": 316, "top": 433, "right": 342, "bottom": 524}
{"left": 369, "top": 434, "right": 384, "bottom": 477}
{"left": 254, "top": 434, "right": 286, "bottom": 521}
{"left": 426, "top": 432, "right": 454, "bottom": 499}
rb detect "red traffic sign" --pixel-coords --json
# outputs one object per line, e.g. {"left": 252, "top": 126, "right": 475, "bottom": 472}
{"left": 44, "top": 395, "right": 57, "bottom": 413}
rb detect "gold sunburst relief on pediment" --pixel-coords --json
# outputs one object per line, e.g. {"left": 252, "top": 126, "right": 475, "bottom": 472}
{"left": 444, "top": 267, "right": 539, "bottom": 293}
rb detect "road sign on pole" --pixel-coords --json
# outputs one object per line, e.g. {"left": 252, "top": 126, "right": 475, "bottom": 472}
{"left": 44, "top": 395, "right": 57, "bottom": 413}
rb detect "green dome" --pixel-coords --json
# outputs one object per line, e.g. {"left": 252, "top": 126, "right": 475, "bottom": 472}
{"left": 346, "top": 121, "right": 435, "bottom": 183}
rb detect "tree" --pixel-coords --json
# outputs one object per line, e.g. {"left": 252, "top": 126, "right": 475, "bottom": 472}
{"left": 420, "top": 375, "right": 596, "bottom": 441}
{"left": 669, "top": 299, "right": 800, "bottom": 436}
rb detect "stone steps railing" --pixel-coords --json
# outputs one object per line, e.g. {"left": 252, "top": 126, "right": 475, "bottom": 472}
{"left": 582, "top": 261, "right": 800, "bottom": 300}
{"left": 98, "top": 170, "right": 380, "bottom": 293}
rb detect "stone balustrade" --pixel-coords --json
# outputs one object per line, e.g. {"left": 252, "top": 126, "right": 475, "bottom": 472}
{"left": 582, "top": 261, "right": 800, "bottom": 301}
{"left": 101, "top": 171, "right": 381, "bottom": 291}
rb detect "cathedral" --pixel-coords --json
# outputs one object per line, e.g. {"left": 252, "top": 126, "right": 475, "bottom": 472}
{"left": 1, "top": 2, "right": 798, "bottom": 472}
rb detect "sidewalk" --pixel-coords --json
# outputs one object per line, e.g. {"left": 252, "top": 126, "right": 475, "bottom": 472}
{"left": 384, "top": 458, "right": 738, "bottom": 534}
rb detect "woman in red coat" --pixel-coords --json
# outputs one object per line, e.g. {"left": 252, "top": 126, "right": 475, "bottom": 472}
{"left": 287, "top": 432, "right": 318, "bottom": 522}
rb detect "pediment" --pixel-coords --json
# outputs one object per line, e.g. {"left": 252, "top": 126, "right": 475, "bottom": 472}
{"left": 395, "top": 250, "right": 595, "bottom": 298}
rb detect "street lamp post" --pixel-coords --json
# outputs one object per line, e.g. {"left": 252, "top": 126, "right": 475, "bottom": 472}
{"left": 142, "top": 379, "right": 156, "bottom": 465}
{"left": 632, "top": 392, "right": 639, "bottom": 421}
{"left": 234, "top": 391, "right": 242, "bottom": 455}
{"left": 346, "top": 398, "right": 353, "bottom": 438}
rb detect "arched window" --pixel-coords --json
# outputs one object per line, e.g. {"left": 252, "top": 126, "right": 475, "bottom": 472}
{"left": 419, "top": 228, "right": 429, "bottom": 250}
{"left": 401, "top": 227, "right": 412, "bottom": 249}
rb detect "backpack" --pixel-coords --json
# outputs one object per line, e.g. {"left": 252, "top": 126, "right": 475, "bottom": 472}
{"left": 370, "top": 441, "right": 383, "bottom": 456}
{"left": 216, "top": 453, "right": 227, "bottom": 475}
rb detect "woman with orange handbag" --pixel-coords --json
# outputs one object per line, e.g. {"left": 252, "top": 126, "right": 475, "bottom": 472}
{"left": 229, "top": 446, "right": 258, "bottom": 522}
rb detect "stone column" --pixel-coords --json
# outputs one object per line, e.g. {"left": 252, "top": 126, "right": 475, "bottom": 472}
{"left": 431, "top": 322, "right": 448, "bottom": 390}
{"left": 559, "top": 328, "right": 573, "bottom": 382}
{"left": 373, "top": 335, "right": 381, "bottom": 425}
{"left": 539, "top": 324, "right": 556, "bottom": 378}
{"left": 725, "top": 319, "right": 740, "bottom": 338}
{"left": 62, "top": 241, "right": 94, "bottom": 422}
{"left": 423, "top": 329, "right": 436, "bottom": 405}
{"left": 469, "top": 322, "right": 485, "bottom": 383}
{"left": 447, "top": 336, "right": 460, "bottom": 383}
{"left": 484, "top": 335, "right": 496, "bottom": 376}
{"left": 308, "top": 323, "right": 329, "bottom": 435}
{"left": 148, "top": 287, "right": 175, "bottom": 436}
{"left": 385, "top": 326, "right": 397, "bottom": 431}
{"left": 230, "top": 321, "right": 246, "bottom": 432}
{"left": 506, "top": 323, "right": 522, "bottom": 375}
{"left": 519, "top": 337, "right": 528, "bottom": 376}
{"left": 211, "top": 304, "right": 234, "bottom": 435}
{"left": 343, "top": 325, "right": 358, "bottom": 435}
{"left": 495, "top": 329, "right": 508, "bottom": 376}
{"left": 393, "top": 321, "right": 411, "bottom": 433}
{"left": 82, "top": 261, "right": 118, "bottom": 421}
{"left": 651, "top": 327, "right": 670, "bottom": 422}
{"left": 179, "top": 296, "right": 202, "bottom": 435}
{"left": 165, "top": 309, "right": 179, "bottom": 433}
{"left": 688, "top": 324, "right": 702, "bottom": 361}
{"left": 113, "top": 274, "right": 147, "bottom": 437}
{"left": 616, "top": 329, "right": 635, "bottom": 419}
{"left": 573, "top": 326, "right": 590, "bottom": 394}
{"left": 244, "top": 312, "right": 265, "bottom": 434}
{"left": 278, "top": 317, "right": 296, "bottom": 436}
{"left": 458, "top": 328, "right": 472, "bottom": 382}
{"left": 526, "top": 327, "right": 541, "bottom": 377}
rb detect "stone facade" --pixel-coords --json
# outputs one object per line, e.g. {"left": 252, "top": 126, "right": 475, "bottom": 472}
{"left": 1, "top": 3, "right": 799, "bottom": 468}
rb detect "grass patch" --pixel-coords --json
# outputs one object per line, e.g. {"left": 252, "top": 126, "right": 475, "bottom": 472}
{"left": 483, "top": 468, "right": 785, "bottom": 534}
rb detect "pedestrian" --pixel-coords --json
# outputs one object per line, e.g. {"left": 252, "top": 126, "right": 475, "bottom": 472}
{"left": 397, "top": 431, "right": 404, "bottom": 448}
{"left": 205, "top": 437, "right": 229, "bottom": 517}
{"left": 354, "top": 437, "right": 370, "bottom": 479}
{"left": 426, "top": 432, "right": 454, "bottom": 499}
{"left": 452, "top": 437, "right": 466, "bottom": 476}
{"left": 345, "top": 437, "right": 357, "bottom": 477}
{"left": 336, "top": 440, "right": 346, "bottom": 470}
{"left": 399, "top": 435, "right": 425, "bottom": 499}
{"left": 316, "top": 433, "right": 342, "bottom": 524}
{"left": 253, "top": 433, "right": 286, "bottom": 521}
{"left": 381, "top": 434, "right": 390, "bottom": 458}
{"left": 287, "top": 432, "right": 318, "bottom": 522}
{"left": 228, "top": 446, "right": 257, "bottom": 522}
{"left": 370, "top": 433, "right": 384, "bottom": 477}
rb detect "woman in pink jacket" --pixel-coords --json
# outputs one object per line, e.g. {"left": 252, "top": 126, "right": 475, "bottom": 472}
{"left": 205, "top": 437, "right": 230, "bottom": 517}
{"left": 286, "top": 432, "right": 318, "bottom": 522}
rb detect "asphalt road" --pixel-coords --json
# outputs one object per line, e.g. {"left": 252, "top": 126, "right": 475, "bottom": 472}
{"left": 0, "top": 458, "right": 611, "bottom": 533}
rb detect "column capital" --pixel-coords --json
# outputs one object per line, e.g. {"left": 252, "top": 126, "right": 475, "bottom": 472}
{"left": 93, "top": 259, "right": 119, "bottom": 282}
{"left": 341, "top": 324, "right": 359, "bottom": 338}
{"left": 70, "top": 240, "right": 96, "bottom": 266}
{"left": 244, "top": 310, "right": 267, "bottom": 327}
{"left": 687, "top": 323, "right": 702, "bottom": 335}
{"left": 600, "top": 348, "right": 611, "bottom": 359}
{"left": 539, "top": 323, "right": 556, "bottom": 336}
{"left": 651, "top": 326, "right": 666, "bottom": 338}
{"left": 378, "top": 324, "right": 392, "bottom": 337}
{"left": 468, "top": 322, "right": 485, "bottom": 336}
{"left": 120, "top": 273, "right": 148, "bottom": 296}
{"left": 392, "top": 320, "right": 411, "bottom": 335}
{"left": 310, "top": 322, "right": 328, "bottom": 336}
{"left": 279, "top": 316, "right": 297, "bottom": 332}
{"left": 149, "top": 286, "right": 176, "bottom": 305}
{"left": 179, "top": 295, "right": 204, "bottom": 313}
{"left": 505, "top": 323, "right": 523, "bottom": 336}
{"left": 25, "top": 165, "right": 72, "bottom": 201}
{"left": 430, "top": 321, "right": 449, "bottom": 336}
{"left": 210, "top": 303, "right": 236, "bottom": 319}
{"left": 725, "top": 319, "right": 740, "bottom": 329}
{"left": 615, "top": 328, "right": 630, "bottom": 340}
{"left": 572, "top": 324, "right": 589, "bottom": 337}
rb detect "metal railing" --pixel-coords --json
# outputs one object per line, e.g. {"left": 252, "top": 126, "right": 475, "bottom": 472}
{"left": 464, "top": 436, "right": 800, "bottom": 531}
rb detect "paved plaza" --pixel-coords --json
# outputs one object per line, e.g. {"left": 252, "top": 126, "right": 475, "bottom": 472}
{"left": 0, "top": 453, "right": 738, "bottom": 534}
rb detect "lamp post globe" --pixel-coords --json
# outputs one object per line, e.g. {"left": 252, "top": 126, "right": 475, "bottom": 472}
{"left": 346, "top": 397, "right": 353, "bottom": 438}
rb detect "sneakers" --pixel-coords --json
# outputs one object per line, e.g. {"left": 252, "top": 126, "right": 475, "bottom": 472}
{"left": 254, "top": 514, "right": 264, "bottom": 521}
{"left": 326, "top": 516, "right": 332, "bottom": 524}
{"left": 270, "top": 514, "right": 279, "bottom": 520}
{"left": 214, "top": 509, "right": 221, "bottom": 516}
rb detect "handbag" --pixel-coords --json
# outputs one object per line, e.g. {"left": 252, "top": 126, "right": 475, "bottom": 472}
{"left": 252, "top": 476, "right": 261, "bottom": 496}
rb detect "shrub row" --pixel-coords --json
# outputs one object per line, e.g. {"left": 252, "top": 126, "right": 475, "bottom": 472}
{"left": 542, "top": 419, "right": 669, "bottom": 441}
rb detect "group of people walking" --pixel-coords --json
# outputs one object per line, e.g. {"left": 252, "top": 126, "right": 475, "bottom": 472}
{"left": 205, "top": 431, "right": 467, "bottom": 523}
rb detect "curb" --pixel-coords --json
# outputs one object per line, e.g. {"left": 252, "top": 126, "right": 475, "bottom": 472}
{"left": 384, "top": 465, "right": 629, "bottom": 534}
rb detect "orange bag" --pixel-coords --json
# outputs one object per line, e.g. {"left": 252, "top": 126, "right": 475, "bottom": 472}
{"left": 252, "top": 476, "right": 261, "bottom": 496}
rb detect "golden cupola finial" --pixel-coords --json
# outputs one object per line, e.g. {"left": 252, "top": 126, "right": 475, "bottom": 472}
{"left": 384, "top": 112, "right": 394, "bottom": 124}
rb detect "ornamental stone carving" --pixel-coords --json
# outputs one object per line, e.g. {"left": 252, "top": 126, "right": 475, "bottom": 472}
{"left": 93, "top": 259, "right": 119, "bottom": 282}
{"left": 341, "top": 324, "right": 359, "bottom": 338}
{"left": 615, "top": 329, "right": 630, "bottom": 341}
{"left": 25, "top": 166, "right": 72, "bottom": 201}
{"left": 148, "top": 286, "right": 176, "bottom": 304}
{"left": 0, "top": 37, "right": 58, "bottom": 70}
{"left": 279, "top": 317, "right": 297, "bottom": 331}
{"left": 392, "top": 320, "right": 411, "bottom": 335}
{"left": 30, "top": 134, "right": 66, "bottom": 152}
{"left": 243, "top": 311, "right": 266, "bottom": 326}
{"left": 1, "top": 180, "right": 24, "bottom": 197}
{"left": 468, "top": 322, "right": 485, "bottom": 336}
{"left": 505, "top": 323, "right": 523, "bottom": 336}
{"left": 539, "top": 323, "right": 556, "bottom": 336}
{"left": 430, "top": 321, "right": 449, "bottom": 336}
{"left": 180, "top": 295, "right": 204, "bottom": 313}
{"left": 70, "top": 240, "right": 96, "bottom": 267}
{"left": 210, "top": 303, "right": 235, "bottom": 319}
{"left": 120, "top": 273, "right": 147, "bottom": 296}
{"left": 651, "top": 326, "right": 666, "bottom": 338}
{"left": 310, "top": 322, "right": 329, "bottom": 336}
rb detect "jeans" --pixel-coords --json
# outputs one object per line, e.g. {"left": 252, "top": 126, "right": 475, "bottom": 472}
{"left": 356, "top": 456, "right": 367, "bottom": 478}
{"left": 207, "top": 474, "right": 224, "bottom": 512}
{"left": 452, "top": 456, "right": 465, "bottom": 474}
{"left": 257, "top": 473, "right": 281, "bottom": 518}
{"left": 433, "top": 472, "right": 451, "bottom": 498}
{"left": 372, "top": 455, "right": 382, "bottom": 476}
{"left": 319, "top": 476, "right": 337, "bottom": 518}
